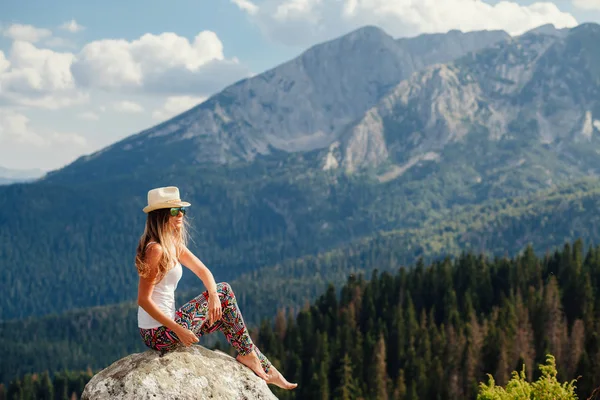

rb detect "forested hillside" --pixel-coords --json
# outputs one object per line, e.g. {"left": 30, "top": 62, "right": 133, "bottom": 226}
{"left": 256, "top": 240, "right": 600, "bottom": 399}
{"left": 5, "top": 178, "right": 600, "bottom": 385}
{"left": 3, "top": 239, "right": 600, "bottom": 399}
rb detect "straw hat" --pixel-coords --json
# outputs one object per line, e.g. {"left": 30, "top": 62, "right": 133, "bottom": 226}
{"left": 143, "top": 186, "right": 191, "bottom": 213}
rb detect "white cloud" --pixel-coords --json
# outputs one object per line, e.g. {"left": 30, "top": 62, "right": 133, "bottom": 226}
{"left": 0, "top": 28, "right": 249, "bottom": 116}
{"left": 6, "top": 41, "right": 75, "bottom": 92}
{"left": 0, "top": 108, "right": 89, "bottom": 170}
{"left": 60, "top": 19, "right": 85, "bottom": 33}
{"left": 245, "top": 0, "right": 578, "bottom": 46}
{"left": 113, "top": 100, "right": 144, "bottom": 113}
{"left": 78, "top": 111, "right": 99, "bottom": 120}
{"left": 73, "top": 39, "right": 142, "bottom": 89}
{"left": 0, "top": 41, "right": 85, "bottom": 109}
{"left": 12, "top": 93, "right": 89, "bottom": 110}
{"left": 572, "top": 0, "right": 600, "bottom": 9}
{"left": 231, "top": 0, "right": 259, "bottom": 15}
{"left": 273, "top": 0, "right": 319, "bottom": 20}
{"left": 3, "top": 24, "right": 52, "bottom": 43}
{"left": 0, "top": 109, "right": 45, "bottom": 145}
{"left": 152, "top": 95, "right": 207, "bottom": 121}
{"left": 0, "top": 51, "right": 9, "bottom": 74}
{"left": 0, "top": 109, "right": 87, "bottom": 147}
{"left": 71, "top": 31, "right": 251, "bottom": 95}
{"left": 49, "top": 131, "right": 87, "bottom": 146}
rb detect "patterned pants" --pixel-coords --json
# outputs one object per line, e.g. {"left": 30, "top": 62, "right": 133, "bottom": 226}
{"left": 139, "top": 282, "right": 271, "bottom": 373}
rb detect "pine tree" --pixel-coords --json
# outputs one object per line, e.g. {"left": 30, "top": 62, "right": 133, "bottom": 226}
{"left": 274, "top": 308, "right": 288, "bottom": 341}
{"left": 258, "top": 319, "right": 277, "bottom": 356}
{"left": 541, "top": 276, "right": 568, "bottom": 375}
{"left": 462, "top": 311, "right": 483, "bottom": 399}
{"left": 37, "top": 371, "right": 53, "bottom": 400}
{"left": 371, "top": 334, "right": 389, "bottom": 400}
{"left": 407, "top": 382, "right": 418, "bottom": 400}
{"left": 333, "top": 354, "right": 356, "bottom": 400}
{"left": 494, "top": 332, "right": 510, "bottom": 386}
{"left": 513, "top": 291, "right": 535, "bottom": 381}
{"left": 53, "top": 372, "right": 69, "bottom": 400}
{"left": 318, "top": 360, "right": 330, "bottom": 400}
{"left": 392, "top": 369, "right": 407, "bottom": 400}
{"left": 566, "top": 319, "right": 585, "bottom": 378}
{"left": 7, "top": 378, "right": 22, "bottom": 400}
{"left": 388, "top": 305, "right": 404, "bottom": 380}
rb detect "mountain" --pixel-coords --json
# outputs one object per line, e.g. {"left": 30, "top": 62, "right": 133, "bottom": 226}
{"left": 524, "top": 23, "right": 570, "bottom": 37}
{"left": 2, "top": 23, "right": 600, "bottom": 323}
{"left": 0, "top": 166, "right": 45, "bottom": 185}
{"left": 335, "top": 23, "right": 600, "bottom": 179}
{"left": 43, "top": 26, "right": 509, "bottom": 182}
{"left": 0, "top": 26, "right": 515, "bottom": 322}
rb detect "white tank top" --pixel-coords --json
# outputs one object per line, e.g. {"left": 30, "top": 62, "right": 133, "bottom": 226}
{"left": 137, "top": 242, "right": 183, "bottom": 329}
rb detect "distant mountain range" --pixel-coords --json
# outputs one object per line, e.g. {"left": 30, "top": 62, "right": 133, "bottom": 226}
{"left": 44, "top": 25, "right": 510, "bottom": 182}
{"left": 0, "top": 166, "right": 45, "bottom": 185}
{"left": 3, "top": 22, "right": 600, "bottom": 324}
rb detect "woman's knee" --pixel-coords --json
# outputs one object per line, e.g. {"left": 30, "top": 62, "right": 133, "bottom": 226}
{"left": 218, "top": 281, "right": 233, "bottom": 295}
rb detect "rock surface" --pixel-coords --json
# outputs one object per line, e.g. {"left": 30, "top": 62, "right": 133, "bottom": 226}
{"left": 81, "top": 346, "right": 278, "bottom": 400}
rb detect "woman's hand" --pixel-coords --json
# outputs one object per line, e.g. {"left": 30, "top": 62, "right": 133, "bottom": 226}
{"left": 175, "top": 326, "right": 199, "bottom": 347}
{"left": 208, "top": 292, "right": 223, "bottom": 325}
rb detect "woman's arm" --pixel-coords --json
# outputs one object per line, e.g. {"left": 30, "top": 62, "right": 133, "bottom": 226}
{"left": 179, "top": 245, "right": 218, "bottom": 296}
{"left": 137, "top": 244, "right": 183, "bottom": 333}
{"left": 179, "top": 245, "right": 222, "bottom": 324}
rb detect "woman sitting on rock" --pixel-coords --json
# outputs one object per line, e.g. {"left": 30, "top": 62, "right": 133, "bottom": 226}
{"left": 136, "top": 186, "right": 297, "bottom": 390}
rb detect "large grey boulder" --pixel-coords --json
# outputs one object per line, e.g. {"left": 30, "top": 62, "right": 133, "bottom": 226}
{"left": 81, "top": 345, "right": 278, "bottom": 400}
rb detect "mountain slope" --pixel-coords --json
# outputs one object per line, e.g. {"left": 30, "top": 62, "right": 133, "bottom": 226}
{"left": 43, "top": 26, "right": 509, "bottom": 183}
{"left": 0, "top": 26, "right": 514, "bottom": 322}
{"left": 4, "top": 177, "right": 600, "bottom": 386}
{"left": 2, "top": 24, "right": 599, "bottom": 322}
{"left": 335, "top": 24, "right": 600, "bottom": 183}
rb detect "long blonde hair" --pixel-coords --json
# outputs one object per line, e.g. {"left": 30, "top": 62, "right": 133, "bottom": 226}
{"left": 135, "top": 208, "right": 191, "bottom": 284}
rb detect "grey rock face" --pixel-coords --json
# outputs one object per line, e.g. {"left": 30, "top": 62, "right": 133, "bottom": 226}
{"left": 56, "top": 25, "right": 509, "bottom": 179}
{"left": 81, "top": 346, "right": 278, "bottom": 400}
{"left": 337, "top": 24, "right": 600, "bottom": 175}
{"left": 396, "top": 29, "right": 510, "bottom": 69}
{"left": 523, "top": 23, "right": 570, "bottom": 38}
{"left": 49, "top": 23, "right": 600, "bottom": 182}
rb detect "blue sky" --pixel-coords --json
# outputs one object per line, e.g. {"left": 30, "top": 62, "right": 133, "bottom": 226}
{"left": 1, "top": 0, "right": 599, "bottom": 171}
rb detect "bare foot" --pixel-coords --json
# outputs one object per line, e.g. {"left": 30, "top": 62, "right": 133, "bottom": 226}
{"left": 265, "top": 366, "right": 298, "bottom": 390}
{"left": 236, "top": 353, "right": 268, "bottom": 381}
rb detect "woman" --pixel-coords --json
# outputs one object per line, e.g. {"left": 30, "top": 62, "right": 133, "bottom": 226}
{"left": 136, "top": 186, "right": 297, "bottom": 390}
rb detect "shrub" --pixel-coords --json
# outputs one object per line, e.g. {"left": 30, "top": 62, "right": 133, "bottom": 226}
{"left": 477, "top": 355, "right": 578, "bottom": 400}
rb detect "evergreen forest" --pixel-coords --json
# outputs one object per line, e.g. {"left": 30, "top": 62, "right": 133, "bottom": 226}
{"left": 3, "top": 239, "right": 600, "bottom": 399}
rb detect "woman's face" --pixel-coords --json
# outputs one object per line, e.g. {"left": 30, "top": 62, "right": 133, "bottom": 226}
{"left": 168, "top": 207, "right": 185, "bottom": 231}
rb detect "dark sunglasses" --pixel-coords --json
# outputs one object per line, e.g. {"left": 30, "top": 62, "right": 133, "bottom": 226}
{"left": 169, "top": 207, "right": 187, "bottom": 217}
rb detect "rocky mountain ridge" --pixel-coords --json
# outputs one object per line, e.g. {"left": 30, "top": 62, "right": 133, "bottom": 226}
{"left": 330, "top": 23, "right": 600, "bottom": 180}
{"left": 44, "top": 23, "right": 600, "bottom": 184}
{"left": 44, "top": 25, "right": 510, "bottom": 182}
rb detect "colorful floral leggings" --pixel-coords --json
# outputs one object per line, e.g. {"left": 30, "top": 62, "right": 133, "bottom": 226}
{"left": 139, "top": 282, "right": 271, "bottom": 373}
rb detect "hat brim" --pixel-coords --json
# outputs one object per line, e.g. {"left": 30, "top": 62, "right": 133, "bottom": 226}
{"left": 143, "top": 201, "right": 191, "bottom": 214}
